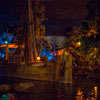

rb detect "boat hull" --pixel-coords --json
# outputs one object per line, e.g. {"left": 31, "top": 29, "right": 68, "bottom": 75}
{"left": 0, "top": 62, "right": 55, "bottom": 82}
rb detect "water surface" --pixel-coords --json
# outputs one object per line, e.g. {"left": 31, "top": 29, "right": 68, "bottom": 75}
{"left": 0, "top": 78, "right": 100, "bottom": 100}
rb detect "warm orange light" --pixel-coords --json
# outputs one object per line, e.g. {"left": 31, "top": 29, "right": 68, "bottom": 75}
{"left": 65, "top": 52, "right": 69, "bottom": 55}
{"left": 76, "top": 42, "right": 81, "bottom": 47}
{"left": 94, "top": 86, "right": 97, "bottom": 98}
{"left": 57, "top": 51, "right": 62, "bottom": 55}
{"left": 87, "top": 32, "right": 91, "bottom": 37}
{"left": 0, "top": 44, "right": 24, "bottom": 48}
{"left": 94, "top": 48, "right": 97, "bottom": 51}
{"left": 37, "top": 56, "right": 41, "bottom": 61}
{"left": 76, "top": 88, "right": 83, "bottom": 100}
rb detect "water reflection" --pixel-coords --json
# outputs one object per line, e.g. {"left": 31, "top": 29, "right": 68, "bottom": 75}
{"left": 0, "top": 93, "right": 18, "bottom": 100}
{"left": 0, "top": 78, "right": 99, "bottom": 100}
{"left": 57, "top": 88, "right": 64, "bottom": 100}
{"left": 75, "top": 86, "right": 98, "bottom": 100}
{"left": 76, "top": 88, "right": 83, "bottom": 100}
{"left": 94, "top": 86, "right": 97, "bottom": 98}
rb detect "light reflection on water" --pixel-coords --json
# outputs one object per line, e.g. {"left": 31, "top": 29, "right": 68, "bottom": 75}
{"left": 75, "top": 86, "right": 98, "bottom": 100}
{"left": 76, "top": 88, "right": 83, "bottom": 100}
{"left": 0, "top": 79, "right": 100, "bottom": 100}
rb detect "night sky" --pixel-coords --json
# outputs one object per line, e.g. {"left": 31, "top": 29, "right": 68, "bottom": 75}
{"left": 0, "top": 0, "right": 91, "bottom": 35}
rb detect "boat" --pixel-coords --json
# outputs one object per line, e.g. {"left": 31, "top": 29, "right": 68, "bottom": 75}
{"left": 0, "top": 0, "right": 72, "bottom": 84}
{"left": 0, "top": 0, "right": 56, "bottom": 81}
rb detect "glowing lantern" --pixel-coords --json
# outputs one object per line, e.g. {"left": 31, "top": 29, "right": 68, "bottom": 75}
{"left": 76, "top": 42, "right": 81, "bottom": 47}
{"left": 37, "top": 56, "right": 41, "bottom": 61}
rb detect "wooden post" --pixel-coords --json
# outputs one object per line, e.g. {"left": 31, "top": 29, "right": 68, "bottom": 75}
{"left": 55, "top": 55, "right": 62, "bottom": 81}
{"left": 51, "top": 55, "right": 61, "bottom": 82}
{"left": 62, "top": 54, "right": 72, "bottom": 84}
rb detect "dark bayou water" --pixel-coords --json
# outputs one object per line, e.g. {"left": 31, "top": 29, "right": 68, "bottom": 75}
{"left": 0, "top": 77, "right": 100, "bottom": 100}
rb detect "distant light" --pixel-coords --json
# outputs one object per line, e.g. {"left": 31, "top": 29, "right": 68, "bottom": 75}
{"left": 48, "top": 56, "right": 53, "bottom": 61}
{"left": 77, "top": 42, "right": 81, "bottom": 45}
{"left": 1, "top": 54, "right": 5, "bottom": 58}
{"left": 57, "top": 50, "right": 62, "bottom": 55}
{"left": 65, "top": 52, "right": 69, "bottom": 55}
{"left": 37, "top": 56, "right": 41, "bottom": 61}
{"left": 5, "top": 41, "right": 8, "bottom": 44}
{"left": 94, "top": 48, "right": 97, "bottom": 51}
{"left": 76, "top": 42, "right": 81, "bottom": 47}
